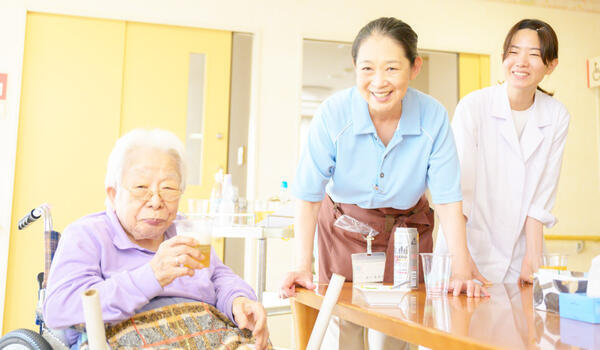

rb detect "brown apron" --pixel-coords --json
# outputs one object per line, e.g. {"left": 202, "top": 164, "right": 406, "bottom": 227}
{"left": 317, "top": 195, "right": 434, "bottom": 284}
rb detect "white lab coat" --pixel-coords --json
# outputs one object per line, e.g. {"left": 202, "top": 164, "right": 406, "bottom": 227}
{"left": 435, "top": 83, "right": 570, "bottom": 283}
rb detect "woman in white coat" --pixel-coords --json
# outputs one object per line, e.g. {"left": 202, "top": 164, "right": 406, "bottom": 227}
{"left": 435, "top": 19, "right": 570, "bottom": 284}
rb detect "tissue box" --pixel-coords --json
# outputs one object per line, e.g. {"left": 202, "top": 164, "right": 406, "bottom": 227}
{"left": 559, "top": 292, "right": 600, "bottom": 324}
{"left": 560, "top": 317, "right": 600, "bottom": 349}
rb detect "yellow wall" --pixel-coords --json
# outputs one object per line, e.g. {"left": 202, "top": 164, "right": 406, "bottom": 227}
{"left": 547, "top": 240, "right": 600, "bottom": 272}
{"left": 120, "top": 22, "right": 232, "bottom": 199}
{"left": 2, "top": 2, "right": 598, "bottom": 230}
{"left": 459, "top": 53, "right": 491, "bottom": 99}
{"left": 4, "top": 13, "right": 124, "bottom": 332}
{"left": 3, "top": 12, "right": 231, "bottom": 333}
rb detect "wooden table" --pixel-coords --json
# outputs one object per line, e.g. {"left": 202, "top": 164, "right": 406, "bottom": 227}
{"left": 291, "top": 283, "right": 600, "bottom": 349}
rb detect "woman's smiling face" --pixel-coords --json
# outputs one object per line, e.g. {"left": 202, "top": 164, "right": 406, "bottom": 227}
{"left": 355, "top": 34, "right": 421, "bottom": 118}
{"left": 503, "top": 28, "right": 557, "bottom": 93}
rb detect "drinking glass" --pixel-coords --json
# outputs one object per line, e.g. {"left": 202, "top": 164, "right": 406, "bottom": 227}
{"left": 173, "top": 218, "right": 213, "bottom": 268}
{"left": 420, "top": 253, "right": 452, "bottom": 296}
{"left": 542, "top": 254, "right": 568, "bottom": 271}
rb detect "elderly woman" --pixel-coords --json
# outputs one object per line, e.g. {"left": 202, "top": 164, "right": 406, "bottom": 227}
{"left": 43, "top": 129, "right": 269, "bottom": 349}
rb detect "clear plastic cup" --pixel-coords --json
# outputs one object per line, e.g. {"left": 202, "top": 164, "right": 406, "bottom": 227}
{"left": 542, "top": 254, "right": 568, "bottom": 271}
{"left": 187, "top": 199, "right": 197, "bottom": 213}
{"left": 173, "top": 218, "right": 213, "bottom": 268}
{"left": 186, "top": 198, "right": 210, "bottom": 215}
{"left": 198, "top": 199, "right": 210, "bottom": 215}
{"left": 254, "top": 199, "right": 272, "bottom": 223}
{"left": 420, "top": 253, "right": 452, "bottom": 296}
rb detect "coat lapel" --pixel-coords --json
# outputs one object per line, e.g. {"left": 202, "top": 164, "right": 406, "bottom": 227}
{"left": 491, "top": 84, "right": 522, "bottom": 160}
{"left": 521, "top": 90, "right": 551, "bottom": 162}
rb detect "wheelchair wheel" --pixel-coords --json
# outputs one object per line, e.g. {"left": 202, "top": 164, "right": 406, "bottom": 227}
{"left": 0, "top": 329, "right": 52, "bottom": 350}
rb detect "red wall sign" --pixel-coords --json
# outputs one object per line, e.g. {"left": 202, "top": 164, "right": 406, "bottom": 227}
{"left": 0, "top": 73, "right": 7, "bottom": 100}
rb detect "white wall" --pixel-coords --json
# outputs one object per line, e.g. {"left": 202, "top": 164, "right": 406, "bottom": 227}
{"left": 2, "top": 0, "right": 600, "bottom": 332}
{"left": 410, "top": 55, "right": 430, "bottom": 94}
{"left": 428, "top": 51, "right": 458, "bottom": 117}
{"left": 0, "top": 1, "right": 26, "bottom": 333}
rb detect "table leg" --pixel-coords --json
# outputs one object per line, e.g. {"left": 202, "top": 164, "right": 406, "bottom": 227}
{"left": 257, "top": 237, "right": 266, "bottom": 302}
{"left": 290, "top": 298, "right": 319, "bottom": 350}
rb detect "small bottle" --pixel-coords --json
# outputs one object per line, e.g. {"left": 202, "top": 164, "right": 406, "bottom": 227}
{"left": 279, "top": 181, "right": 290, "bottom": 204}
{"left": 268, "top": 180, "right": 289, "bottom": 209}
{"left": 209, "top": 170, "right": 223, "bottom": 215}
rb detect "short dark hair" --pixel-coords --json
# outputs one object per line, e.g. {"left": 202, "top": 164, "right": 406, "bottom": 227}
{"left": 351, "top": 17, "right": 418, "bottom": 66}
{"left": 503, "top": 19, "right": 558, "bottom": 95}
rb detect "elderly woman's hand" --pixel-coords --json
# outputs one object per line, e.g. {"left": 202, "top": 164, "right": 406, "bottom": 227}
{"left": 149, "top": 236, "right": 205, "bottom": 287}
{"left": 232, "top": 297, "right": 269, "bottom": 350}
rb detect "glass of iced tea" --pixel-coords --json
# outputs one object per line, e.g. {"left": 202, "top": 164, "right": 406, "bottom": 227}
{"left": 541, "top": 253, "right": 568, "bottom": 271}
{"left": 173, "top": 217, "right": 213, "bottom": 268}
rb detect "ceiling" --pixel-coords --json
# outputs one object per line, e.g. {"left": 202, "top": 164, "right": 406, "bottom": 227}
{"left": 489, "top": 0, "right": 600, "bottom": 13}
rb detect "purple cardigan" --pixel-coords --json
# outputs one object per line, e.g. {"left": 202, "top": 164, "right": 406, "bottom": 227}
{"left": 43, "top": 210, "right": 256, "bottom": 345}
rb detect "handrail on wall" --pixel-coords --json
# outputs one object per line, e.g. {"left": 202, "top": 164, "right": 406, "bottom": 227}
{"left": 544, "top": 234, "right": 600, "bottom": 242}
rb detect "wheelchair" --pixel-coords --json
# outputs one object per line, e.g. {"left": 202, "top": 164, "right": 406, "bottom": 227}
{"left": 0, "top": 204, "right": 70, "bottom": 350}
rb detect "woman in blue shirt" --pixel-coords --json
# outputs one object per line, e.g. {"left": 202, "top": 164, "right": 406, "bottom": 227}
{"left": 280, "top": 17, "right": 488, "bottom": 348}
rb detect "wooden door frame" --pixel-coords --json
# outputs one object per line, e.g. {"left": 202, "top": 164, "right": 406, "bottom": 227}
{"left": 0, "top": 3, "right": 27, "bottom": 333}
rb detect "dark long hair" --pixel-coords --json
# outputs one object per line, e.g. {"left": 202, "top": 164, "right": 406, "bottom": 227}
{"left": 503, "top": 19, "right": 558, "bottom": 96}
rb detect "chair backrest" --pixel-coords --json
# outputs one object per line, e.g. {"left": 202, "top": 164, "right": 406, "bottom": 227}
{"left": 18, "top": 204, "right": 60, "bottom": 289}
{"left": 43, "top": 230, "right": 61, "bottom": 288}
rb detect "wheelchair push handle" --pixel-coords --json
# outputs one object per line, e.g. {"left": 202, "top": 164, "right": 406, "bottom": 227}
{"left": 18, "top": 208, "right": 42, "bottom": 229}
{"left": 18, "top": 203, "right": 52, "bottom": 232}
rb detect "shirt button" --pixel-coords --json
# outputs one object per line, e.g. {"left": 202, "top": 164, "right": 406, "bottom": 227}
{"left": 380, "top": 172, "right": 384, "bottom": 178}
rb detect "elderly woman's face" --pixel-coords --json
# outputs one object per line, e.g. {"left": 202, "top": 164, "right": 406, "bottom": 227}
{"left": 109, "top": 147, "right": 181, "bottom": 242}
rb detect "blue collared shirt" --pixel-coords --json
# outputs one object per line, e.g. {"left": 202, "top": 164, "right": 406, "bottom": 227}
{"left": 293, "top": 87, "right": 462, "bottom": 209}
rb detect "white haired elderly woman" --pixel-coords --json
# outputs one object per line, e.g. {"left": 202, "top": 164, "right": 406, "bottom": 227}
{"left": 43, "top": 129, "right": 269, "bottom": 349}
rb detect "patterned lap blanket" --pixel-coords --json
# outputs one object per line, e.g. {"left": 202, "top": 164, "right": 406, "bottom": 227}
{"left": 79, "top": 302, "right": 272, "bottom": 349}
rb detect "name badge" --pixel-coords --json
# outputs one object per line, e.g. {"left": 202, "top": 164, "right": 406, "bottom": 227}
{"left": 352, "top": 252, "right": 386, "bottom": 283}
